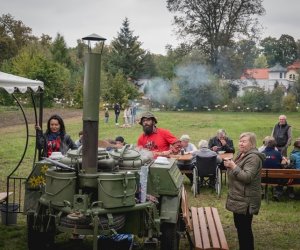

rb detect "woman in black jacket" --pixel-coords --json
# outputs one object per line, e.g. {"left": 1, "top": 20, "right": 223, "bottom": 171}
{"left": 36, "top": 114, "right": 77, "bottom": 157}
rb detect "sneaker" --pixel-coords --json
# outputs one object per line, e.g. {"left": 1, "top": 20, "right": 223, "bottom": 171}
{"left": 288, "top": 192, "right": 295, "bottom": 199}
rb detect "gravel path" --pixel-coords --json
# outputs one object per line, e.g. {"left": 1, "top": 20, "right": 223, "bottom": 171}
{"left": 0, "top": 108, "right": 82, "bottom": 128}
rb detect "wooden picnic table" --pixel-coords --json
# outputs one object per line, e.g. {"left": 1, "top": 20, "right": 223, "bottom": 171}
{"left": 170, "top": 152, "right": 234, "bottom": 161}
{"left": 170, "top": 153, "right": 193, "bottom": 161}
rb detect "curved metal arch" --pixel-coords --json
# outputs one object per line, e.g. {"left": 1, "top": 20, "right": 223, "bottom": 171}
{"left": 7, "top": 93, "right": 29, "bottom": 178}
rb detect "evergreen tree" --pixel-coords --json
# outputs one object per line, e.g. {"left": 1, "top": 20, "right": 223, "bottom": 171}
{"left": 51, "top": 33, "right": 71, "bottom": 67}
{"left": 106, "top": 17, "right": 148, "bottom": 80}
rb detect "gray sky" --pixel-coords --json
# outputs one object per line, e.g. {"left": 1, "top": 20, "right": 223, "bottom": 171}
{"left": 2, "top": 0, "right": 300, "bottom": 55}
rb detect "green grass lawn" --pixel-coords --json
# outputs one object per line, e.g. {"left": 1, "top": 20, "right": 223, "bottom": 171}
{"left": 1, "top": 110, "right": 300, "bottom": 249}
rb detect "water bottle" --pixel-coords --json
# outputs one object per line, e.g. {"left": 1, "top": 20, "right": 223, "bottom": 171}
{"left": 139, "top": 165, "right": 149, "bottom": 203}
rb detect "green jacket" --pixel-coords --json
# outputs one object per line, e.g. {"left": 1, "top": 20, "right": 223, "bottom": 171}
{"left": 226, "top": 148, "right": 265, "bottom": 215}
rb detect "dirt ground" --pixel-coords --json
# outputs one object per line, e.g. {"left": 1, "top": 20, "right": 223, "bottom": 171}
{"left": 0, "top": 108, "right": 82, "bottom": 128}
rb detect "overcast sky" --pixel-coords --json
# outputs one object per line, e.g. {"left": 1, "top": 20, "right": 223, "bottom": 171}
{"left": 2, "top": 0, "right": 300, "bottom": 55}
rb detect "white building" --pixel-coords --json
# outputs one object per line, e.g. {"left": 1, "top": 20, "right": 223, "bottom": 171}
{"left": 234, "top": 63, "right": 295, "bottom": 96}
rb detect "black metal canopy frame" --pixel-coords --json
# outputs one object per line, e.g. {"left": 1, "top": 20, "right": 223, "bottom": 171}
{"left": 0, "top": 72, "right": 44, "bottom": 224}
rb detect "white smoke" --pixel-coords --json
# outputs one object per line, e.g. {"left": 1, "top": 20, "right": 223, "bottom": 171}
{"left": 143, "top": 63, "right": 211, "bottom": 108}
{"left": 175, "top": 63, "right": 210, "bottom": 89}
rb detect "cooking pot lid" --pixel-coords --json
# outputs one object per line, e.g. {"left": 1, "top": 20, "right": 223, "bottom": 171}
{"left": 109, "top": 147, "right": 140, "bottom": 159}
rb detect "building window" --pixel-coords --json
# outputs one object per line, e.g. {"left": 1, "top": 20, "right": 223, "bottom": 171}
{"left": 280, "top": 72, "right": 282, "bottom": 78}
{"left": 289, "top": 74, "right": 296, "bottom": 80}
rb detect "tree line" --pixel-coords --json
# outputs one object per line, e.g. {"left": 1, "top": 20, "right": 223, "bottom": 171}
{"left": 1, "top": 0, "right": 300, "bottom": 112}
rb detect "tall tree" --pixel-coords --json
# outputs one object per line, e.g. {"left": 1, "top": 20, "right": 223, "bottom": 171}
{"left": 106, "top": 17, "right": 148, "bottom": 80}
{"left": 253, "top": 54, "right": 268, "bottom": 68}
{"left": 261, "top": 35, "right": 298, "bottom": 67}
{"left": 50, "top": 33, "right": 71, "bottom": 67}
{"left": 217, "top": 39, "right": 260, "bottom": 78}
{"left": 0, "top": 14, "right": 34, "bottom": 66}
{"left": 10, "top": 43, "right": 70, "bottom": 106}
{"left": 167, "top": 0, "right": 265, "bottom": 74}
{"left": 277, "top": 34, "right": 298, "bottom": 66}
{"left": 260, "top": 36, "right": 278, "bottom": 66}
{"left": 102, "top": 71, "right": 139, "bottom": 107}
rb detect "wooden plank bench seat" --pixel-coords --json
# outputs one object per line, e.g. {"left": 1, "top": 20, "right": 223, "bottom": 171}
{"left": 181, "top": 186, "right": 228, "bottom": 250}
{"left": 261, "top": 168, "right": 300, "bottom": 202}
{"left": 0, "top": 192, "right": 13, "bottom": 203}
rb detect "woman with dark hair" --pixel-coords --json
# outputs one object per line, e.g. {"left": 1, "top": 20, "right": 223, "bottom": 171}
{"left": 36, "top": 114, "right": 77, "bottom": 157}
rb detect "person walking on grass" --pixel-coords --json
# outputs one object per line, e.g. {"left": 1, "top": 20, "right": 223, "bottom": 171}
{"left": 104, "top": 107, "right": 109, "bottom": 123}
{"left": 114, "top": 103, "right": 121, "bottom": 125}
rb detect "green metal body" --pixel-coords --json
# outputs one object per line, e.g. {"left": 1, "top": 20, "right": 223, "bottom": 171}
{"left": 97, "top": 171, "right": 137, "bottom": 208}
{"left": 44, "top": 169, "right": 77, "bottom": 206}
{"left": 148, "top": 158, "right": 183, "bottom": 196}
{"left": 25, "top": 37, "right": 183, "bottom": 249}
{"left": 82, "top": 53, "right": 101, "bottom": 121}
{"left": 26, "top": 151, "right": 183, "bottom": 248}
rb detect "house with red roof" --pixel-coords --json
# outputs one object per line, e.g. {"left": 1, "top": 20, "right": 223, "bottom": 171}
{"left": 234, "top": 63, "right": 294, "bottom": 96}
{"left": 287, "top": 60, "right": 300, "bottom": 81}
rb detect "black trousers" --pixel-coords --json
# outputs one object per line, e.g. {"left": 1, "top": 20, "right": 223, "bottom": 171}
{"left": 115, "top": 113, "right": 119, "bottom": 123}
{"left": 177, "top": 162, "right": 193, "bottom": 183}
{"left": 233, "top": 210, "right": 254, "bottom": 250}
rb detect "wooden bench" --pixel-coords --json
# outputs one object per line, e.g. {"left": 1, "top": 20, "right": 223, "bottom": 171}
{"left": 181, "top": 186, "right": 228, "bottom": 250}
{"left": 0, "top": 192, "right": 13, "bottom": 203}
{"left": 261, "top": 168, "right": 300, "bottom": 202}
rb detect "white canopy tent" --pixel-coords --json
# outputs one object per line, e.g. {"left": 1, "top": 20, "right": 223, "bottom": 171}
{"left": 1, "top": 71, "right": 44, "bottom": 209}
{"left": 0, "top": 71, "right": 44, "bottom": 93}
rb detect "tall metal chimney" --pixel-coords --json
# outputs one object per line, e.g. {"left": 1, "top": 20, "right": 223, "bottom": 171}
{"left": 81, "top": 34, "right": 106, "bottom": 174}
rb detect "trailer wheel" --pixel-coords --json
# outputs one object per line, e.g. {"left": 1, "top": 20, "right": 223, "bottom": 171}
{"left": 215, "top": 168, "right": 222, "bottom": 198}
{"left": 160, "top": 222, "right": 180, "bottom": 250}
{"left": 60, "top": 213, "right": 125, "bottom": 231}
{"left": 27, "top": 211, "right": 55, "bottom": 250}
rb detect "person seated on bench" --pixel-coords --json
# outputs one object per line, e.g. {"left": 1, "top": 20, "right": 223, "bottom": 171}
{"left": 224, "top": 132, "right": 265, "bottom": 250}
{"left": 180, "top": 134, "right": 197, "bottom": 154}
{"left": 209, "top": 129, "right": 235, "bottom": 154}
{"left": 177, "top": 135, "right": 197, "bottom": 184}
{"left": 209, "top": 129, "right": 235, "bottom": 170}
{"left": 262, "top": 136, "right": 287, "bottom": 201}
{"left": 192, "top": 140, "right": 222, "bottom": 187}
{"left": 258, "top": 136, "right": 270, "bottom": 152}
{"left": 286, "top": 140, "right": 300, "bottom": 198}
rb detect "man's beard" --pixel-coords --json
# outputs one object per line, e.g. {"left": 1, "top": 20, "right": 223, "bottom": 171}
{"left": 143, "top": 125, "right": 154, "bottom": 135}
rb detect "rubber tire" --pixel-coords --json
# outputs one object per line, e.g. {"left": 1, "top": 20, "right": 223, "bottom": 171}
{"left": 160, "top": 222, "right": 180, "bottom": 250}
{"left": 192, "top": 167, "right": 198, "bottom": 197}
{"left": 60, "top": 213, "right": 125, "bottom": 230}
{"left": 27, "top": 212, "right": 55, "bottom": 250}
{"left": 215, "top": 168, "right": 222, "bottom": 198}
